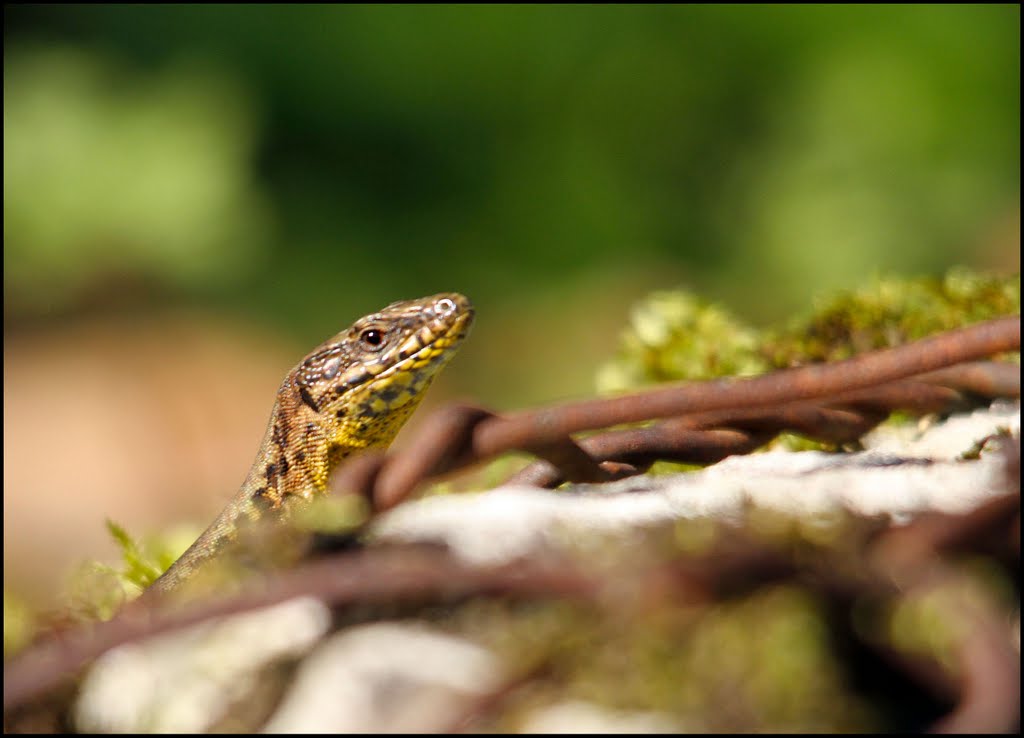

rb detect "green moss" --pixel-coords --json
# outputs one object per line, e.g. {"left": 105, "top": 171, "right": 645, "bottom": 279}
{"left": 449, "top": 575, "right": 876, "bottom": 731}
{"left": 419, "top": 454, "right": 534, "bottom": 498}
{"left": 290, "top": 494, "right": 369, "bottom": 534}
{"left": 444, "top": 513, "right": 892, "bottom": 731}
{"left": 882, "top": 581, "right": 984, "bottom": 675}
{"left": 4, "top": 591, "right": 37, "bottom": 657}
{"left": 600, "top": 269, "right": 1018, "bottom": 394}
{"left": 766, "top": 268, "right": 1020, "bottom": 367}
{"left": 67, "top": 520, "right": 196, "bottom": 620}
{"left": 596, "top": 268, "right": 1019, "bottom": 463}
{"left": 957, "top": 425, "right": 1013, "bottom": 461}
{"left": 446, "top": 508, "right": 958, "bottom": 730}
{"left": 768, "top": 431, "right": 839, "bottom": 453}
{"left": 596, "top": 291, "right": 770, "bottom": 395}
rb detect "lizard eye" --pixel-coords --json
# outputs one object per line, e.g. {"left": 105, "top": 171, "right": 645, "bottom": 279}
{"left": 359, "top": 328, "right": 385, "bottom": 349}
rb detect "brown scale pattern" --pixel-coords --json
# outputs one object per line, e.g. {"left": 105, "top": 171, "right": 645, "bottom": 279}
{"left": 144, "top": 293, "right": 474, "bottom": 597}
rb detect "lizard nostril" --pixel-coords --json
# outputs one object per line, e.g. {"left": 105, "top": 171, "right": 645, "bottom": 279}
{"left": 434, "top": 297, "right": 457, "bottom": 316}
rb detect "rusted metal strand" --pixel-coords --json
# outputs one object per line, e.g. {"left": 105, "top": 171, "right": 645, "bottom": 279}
{"left": 867, "top": 469, "right": 1021, "bottom": 734}
{"left": 332, "top": 318, "right": 1017, "bottom": 509}
{"left": 913, "top": 360, "right": 1021, "bottom": 398}
{"left": 926, "top": 575, "right": 1021, "bottom": 734}
{"left": 2, "top": 549, "right": 600, "bottom": 712}
{"left": 507, "top": 427, "right": 766, "bottom": 488}
{"left": 871, "top": 439, "right": 1022, "bottom": 571}
{"left": 507, "top": 376, "right": 996, "bottom": 488}
{"left": 472, "top": 317, "right": 1019, "bottom": 455}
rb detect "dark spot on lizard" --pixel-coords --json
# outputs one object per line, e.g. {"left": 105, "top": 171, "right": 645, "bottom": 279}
{"left": 252, "top": 486, "right": 274, "bottom": 511}
{"left": 265, "top": 463, "right": 277, "bottom": 480}
{"left": 271, "top": 421, "right": 286, "bottom": 447}
{"left": 335, "top": 408, "right": 347, "bottom": 419}
{"left": 295, "top": 451, "right": 306, "bottom": 463}
{"left": 278, "top": 455, "right": 290, "bottom": 475}
{"left": 377, "top": 385, "right": 402, "bottom": 404}
{"left": 299, "top": 386, "right": 320, "bottom": 413}
{"left": 335, "top": 369, "right": 370, "bottom": 394}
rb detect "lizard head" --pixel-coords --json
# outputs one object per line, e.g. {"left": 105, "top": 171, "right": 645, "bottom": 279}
{"left": 148, "top": 293, "right": 475, "bottom": 593}
{"left": 290, "top": 292, "right": 475, "bottom": 452}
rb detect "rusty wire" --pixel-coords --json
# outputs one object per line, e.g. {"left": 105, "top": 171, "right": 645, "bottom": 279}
{"left": 509, "top": 364, "right": 1017, "bottom": 487}
{"left": 330, "top": 317, "right": 1019, "bottom": 509}
{"left": 2, "top": 548, "right": 599, "bottom": 713}
{"left": 4, "top": 441, "right": 1019, "bottom": 731}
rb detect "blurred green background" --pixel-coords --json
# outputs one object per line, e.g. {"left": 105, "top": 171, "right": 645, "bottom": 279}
{"left": 6, "top": 5, "right": 1020, "bottom": 380}
{"left": 2, "top": 5, "right": 1020, "bottom": 602}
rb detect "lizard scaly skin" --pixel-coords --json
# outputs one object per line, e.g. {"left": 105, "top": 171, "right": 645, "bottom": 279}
{"left": 147, "top": 293, "right": 474, "bottom": 596}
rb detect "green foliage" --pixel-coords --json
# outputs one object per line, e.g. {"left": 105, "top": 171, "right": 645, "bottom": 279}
{"left": 596, "top": 291, "right": 769, "bottom": 395}
{"left": 3, "top": 45, "right": 271, "bottom": 314}
{"left": 68, "top": 520, "right": 194, "bottom": 621}
{"left": 597, "top": 268, "right": 1019, "bottom": 453}
{"left": 599, "top": 268, "right": 1020, "bottom": 393}
{"left": 290, "top": 495, "right": 369, "bottom": 534}
{"left": 445, "top": 511, "right": 1016, "bottom": 731}
{"left": 766, "top": 267, "right": 1021, "bottom": 366}
{"left": 3, "top": 6, "right": 1019, "bottom": 332}
{"left": 4, "top": 591, "right": 37, "bottom": 658}
{"left": 103, "top": 519, "right": 168, "bottom": 589}
{"left": 451, "top": 543, "right": 877, "bottom": 731}
{"left": 957, "top": 425, "right": 1014, "bottom": 461}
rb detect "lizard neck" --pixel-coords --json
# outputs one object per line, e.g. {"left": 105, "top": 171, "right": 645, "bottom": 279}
{"left": 141, "top": 292, "right": 473, "bottom": 600}
{"left": 143, "top": 411, "right": 284, "bottom": 596}
{"left": 143, "top": 375, "right": 427, "bottom": 596}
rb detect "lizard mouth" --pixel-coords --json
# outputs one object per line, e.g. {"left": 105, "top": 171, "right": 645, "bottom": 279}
{"left": 377, "top": 294, "right": 474, "bottom": 381}
{"left": 334, "top": 293, "right": 474, "bottom": 427}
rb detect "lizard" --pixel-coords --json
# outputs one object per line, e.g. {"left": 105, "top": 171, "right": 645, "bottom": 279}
{"left": 145, "top": 292, "right": 474, "bottom": 597}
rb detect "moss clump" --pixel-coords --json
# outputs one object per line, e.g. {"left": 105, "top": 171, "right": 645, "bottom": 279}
{"left": 599, "top": 268, "right": 1019, "bottom": 393}
{"left": 67, "top": 520, "right": 195, "bottom": 620}
{"left": 441, "top": 511, "right": 895, "bottom": 732}
{"left": 596, "top": 268, "right": 1019, "bottom": 454}
{"left": 765, "top": 267, "right": 1020, "bottom": 367}
{"left": 595, "top": 291, "right": 770, "bottom": 395}
{"left": 4, "top": 591, "right": 37, "bottom": 657}
{"left": 448, "top": 571, "right": 876, "bottom": 731}
{"left": 290, "top": 494, "right": 369, "bottom": 535}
